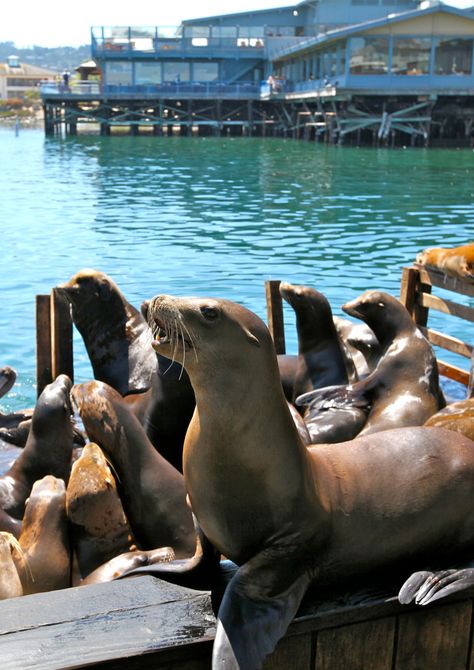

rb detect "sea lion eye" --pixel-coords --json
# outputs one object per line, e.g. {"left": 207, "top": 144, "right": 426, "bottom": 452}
{"left": 201, "top": 306, "right": 219, "bottom": 321}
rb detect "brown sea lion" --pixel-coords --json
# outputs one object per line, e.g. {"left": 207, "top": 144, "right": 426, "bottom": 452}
{"left": 297, "top": 291, "right": 445, "bottom": 441}
{"left": 71, "top": 381, "right": 196, "bottom": 559}
{"left": 66, "top": 442, "right": 135, "bottom": 581}
{"left": 0, "top": 508, "right": 22, "bottom": 539}
{"left": 14, "top": 476, "right": 70, "bottom": 595}
{"left": 279, "top": 282, "right": 352, "bottom": 402}
{"left": 0, "top": 532, "right": 23, "bottom": 599}
{"left": 333, "top": 316, "right": 381, "bottom": 378}
{"left": 0, "top": 366, "right": 34, "bottom": 434}
{"left": 127, "top": 294, "right": 474, "bottom": 670}
{"left": 0, "top": 375, "right": 74, "bottom": 519}
{"left": 416, "top": 241, "right": 474, "bottom": 279}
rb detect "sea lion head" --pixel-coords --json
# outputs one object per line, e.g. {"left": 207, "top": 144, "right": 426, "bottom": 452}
{"left": 279, "top": 281, "right": 333, "bottom": 324}
{"left": 142, "top": 295, "right": 274, "bottom": 375}
{"left": 57, "top": 269, "right": 122, "bottom": 307}
{"left": 33, "top": 374, "right": 73, "bottom": 438}
{"left": 0, "top": 366, "right": 16, "bottom": 399}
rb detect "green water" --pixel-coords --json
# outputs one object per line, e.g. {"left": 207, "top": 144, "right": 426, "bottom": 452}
{"left": 1, "top": 127, "right": 473, "bottom": 409}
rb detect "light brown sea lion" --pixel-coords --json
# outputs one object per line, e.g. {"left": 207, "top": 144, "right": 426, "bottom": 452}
{"left": 71, "top": 381, "right": 196, "bottom": 559}
{"left": 279, "top": 282, "right": 353, "bottom": 402}
{"left": 14, "top": 476, "right": 70, "bottom": 595}
{"left": 127, "top": 294, "right": 474, "bottom": 670}
{"left": 424, "top": 398, "right": 474, "bottom": 441}
{"left": 66, "top": 442, "right": 135, "bottom": 581}
{"left": 0, "top": 532, "right": 23, "bottom": 599}
{"left": 297, "top": 291, "right": 445, "bottom": 441}
{"left": 416, "top": 241, "right": 474, "bottom": 279}
{"left": 0, "top": 375, "right": 74, "bottom": 519}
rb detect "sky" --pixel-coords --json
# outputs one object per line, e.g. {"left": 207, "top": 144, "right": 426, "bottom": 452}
{"left": 2, "top": 0, "right": 473, "bottom": 48}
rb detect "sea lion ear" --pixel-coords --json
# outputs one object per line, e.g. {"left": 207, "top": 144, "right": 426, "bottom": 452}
{"left": 243, "top": 327, "right": 261, "bottom": 347}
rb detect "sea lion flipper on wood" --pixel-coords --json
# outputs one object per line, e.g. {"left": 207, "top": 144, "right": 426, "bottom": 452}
{"left": 399, "top": 564, "right": 474, "bottom": 606}
{"left": 213, "top": 552, "right": 312, "bottom": 670}
{"left": 120, "top": 515, "right": 221, "bottom": 590}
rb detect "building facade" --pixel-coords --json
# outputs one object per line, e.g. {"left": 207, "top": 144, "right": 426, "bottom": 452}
{"left": 1, "top": 55, "right": 55, "bottom": 100}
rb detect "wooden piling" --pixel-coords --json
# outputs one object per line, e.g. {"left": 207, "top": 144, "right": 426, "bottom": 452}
{"left": 36, "top": 290, "right": 73, "bottom": 397}
{"left": 265, "top": 280, "right": 285, "bottom": 355}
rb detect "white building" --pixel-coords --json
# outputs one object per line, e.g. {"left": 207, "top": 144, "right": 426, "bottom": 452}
{"left": 0, "top": 55, "right": 56, "bottom": 100}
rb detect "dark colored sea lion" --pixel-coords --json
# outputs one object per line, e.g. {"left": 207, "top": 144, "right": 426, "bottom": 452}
{"left": 71, "top": 381, "right": 196, "bottom": 559}
{"left": 333, "top": 316, "right": 381, "bottom": 378}
{"left": 0, "top": 508, "right": 22, "bottom": 539}
{"left": 57, "top": 270, "right": 195, "bottom": 471}
{"left": 128, "top": 294, "right": 474, "bottom": 670}
{"left": 14, "top": 475, "right": 70, "bottom": 595}
{"left": 56, "top": 269, "right": 157, "bottom": 395}
{"left": 0, "top": 366, "right": 34, "bottom": 436}
{"left": 0, "top": 375, "right": 74, "bottom": 519}
{"left": 66, "top": 442, "right": 135, "bottom": 581}
{"left": 279, "top": 281, "right": 352, "bottom": 402}
{"left": 297, "top": 291, "right": 445, "bottom": 441}
{"left": 82, "top": 546, "right": 175, "bottom": 585}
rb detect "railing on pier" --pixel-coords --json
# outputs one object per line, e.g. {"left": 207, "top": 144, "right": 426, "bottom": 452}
{"left": 40, "top": 81, "right": 264, "bottom": 100}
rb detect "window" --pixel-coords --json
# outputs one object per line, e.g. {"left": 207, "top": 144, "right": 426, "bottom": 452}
{"left": 163, "top": 62, "right": 190, "bottom": 82}
{"left": 193, "top": 62, "right": 219, "bottom": 81}
{"left": 135, "top": 62, "right": 162, "bottom": 84}
{"left": 392, "top": 37, "right": 431, "bottom": 75}
{"left": 105, "top": 61, "right": 133, "bottom": 85}
{"left": 435, "top": 38, "right": 473, "bottom": 75}
{"left": 349, "top": 37, "right": 389, "bottom": 74}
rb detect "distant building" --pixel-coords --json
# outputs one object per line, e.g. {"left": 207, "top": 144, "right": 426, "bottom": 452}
{"left": 0, "top": 55, "right": 56, "bottom": 100}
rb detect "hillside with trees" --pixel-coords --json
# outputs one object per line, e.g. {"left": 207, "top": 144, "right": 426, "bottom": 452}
{"left": 0, "top": 42, "right": 91, "bottom": 72}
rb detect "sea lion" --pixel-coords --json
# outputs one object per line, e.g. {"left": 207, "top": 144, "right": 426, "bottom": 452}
{"left": 129, "top": 294, "right": 474, "bottom": 670}
{"left": 424, "top": 398, "right": 474, "bottom": 441}
{"left": 333, "top": 316, "right": 381, "bottom": 378}
{"left": 416, "top": 241, "right": 474, "bottom": 279}
{"left": 14, "top": 476, "right": 70, "bottom": 595}
{"left": 71, "top": 381, "right": 196, "bottom": 559}
{"left": 279, "top": 282, "right": 352, "bottom": 402}
{"left": 0, "top": 532, "right": 23, "bottom": 599}
{"left": 56, "top": 269, "right": 157, "bottom": 395}
{"left": 0, "top": 375, "right": 74, "bottom": 519}
{"left": 66, "top": 442, "right": 135, "bottom": 581}
{"left": 0, "top": 366, "right": 34, "bottom": 434}
{"left": 57, "top": 270, "right": 195, "bottom": 470}
{"left": 0, "top": 508, "right": 22, "bottom": 539}
{"left": 82, "top": 546, "right": 175, "bottom": 585}
{"left": 297, "top": 290, "right": 445, "bottom": 440}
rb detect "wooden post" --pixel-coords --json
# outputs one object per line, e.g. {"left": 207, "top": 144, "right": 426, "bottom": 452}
{"left": 50, "top": 288, "right": 74, "bottom": 383}
{"left": 399, "top": 267, "right": 419, "bottom": 320}
{"left": 265, "top": 280, "right": 286, "bottom": 355}
{"left": 36, "top": 295, "right": 53, "bottom": 397}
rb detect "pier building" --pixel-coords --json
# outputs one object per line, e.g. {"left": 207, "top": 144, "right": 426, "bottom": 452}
{"left": 40, "top": 0, "right": 474, "bottom": 145}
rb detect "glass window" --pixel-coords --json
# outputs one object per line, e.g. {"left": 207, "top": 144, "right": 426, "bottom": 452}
{"left": 349, "top": 37, "right": 389, "bottom": 74}
{"left": 339, "top": 46, "right": 346, "bottom": 76}
{"left": 163, "top": 62, "right": 190, "bottom": 82}
{"left": 135, "top": 62, "right": 162, "bottom": 84}
{"left": 435, "top": 38, "right": 473, "bottom": 75}
{"left": 192, "top": 38, "right": 209, "bottom": 47}
{"left": 193, "top": 62, "right": 219, "bottom": 81}
{"left": 392, "top": 37, "right": 431, "bottom": 75}
{"left": 184, "top": 26, "right": 210, "bottom": 38}
{"left": 105, "top": 61, "right": 133, "bottom": 85}
{"left": 211, "top": 26, "right": 237, "bottom": 38}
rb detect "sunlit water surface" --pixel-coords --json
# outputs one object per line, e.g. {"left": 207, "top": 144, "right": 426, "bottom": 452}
{"left": 1, "top": 127, "right": 473, "bottom": 413}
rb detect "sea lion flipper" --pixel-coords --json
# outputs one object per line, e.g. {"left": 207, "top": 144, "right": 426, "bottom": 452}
{"left": 213, "top": 554, "right": 312, "bottom": 669}
{"left": 399, "top": 565, "right": 474, "bottom": 606}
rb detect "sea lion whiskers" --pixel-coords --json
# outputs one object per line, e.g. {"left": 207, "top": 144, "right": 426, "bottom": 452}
{"left": 5, "top": 532, "right": 34, "bottom": 582}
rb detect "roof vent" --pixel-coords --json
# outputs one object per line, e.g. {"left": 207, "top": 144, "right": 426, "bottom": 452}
{"left": 7, "top": 55, "right": 20, "bottom": 68}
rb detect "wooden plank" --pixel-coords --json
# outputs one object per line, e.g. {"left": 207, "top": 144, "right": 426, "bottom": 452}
{"left": 437, "top": 360, "right": 470, "bottom": 386}
{"left": 417, "top": 292, "right": 474, "bottom": 324}
{"left": 420, "top": 327, "right": 473, "bottom": 359}
{"left": 265, "top": 280, "right": 286, "bottom": 355}
{"left": 264, "top": 633, "right": 312, "bottom": 670}
{"left": 51, "top": 288, "right": 74, "bottom": 383}
{"left": 416, "top": 266, "right": 474, "bottom": 298}
{"left": 314, "top": 617, "right": 395, "bottom": 670}
{"left": 395, "top": 600, "right": 473, "bottom": 670}
{"left": 399, "top": 267, "right": 419, "bottom": 317}
{"left": 36, "top": 294, "right": 53, "bottom": 397}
